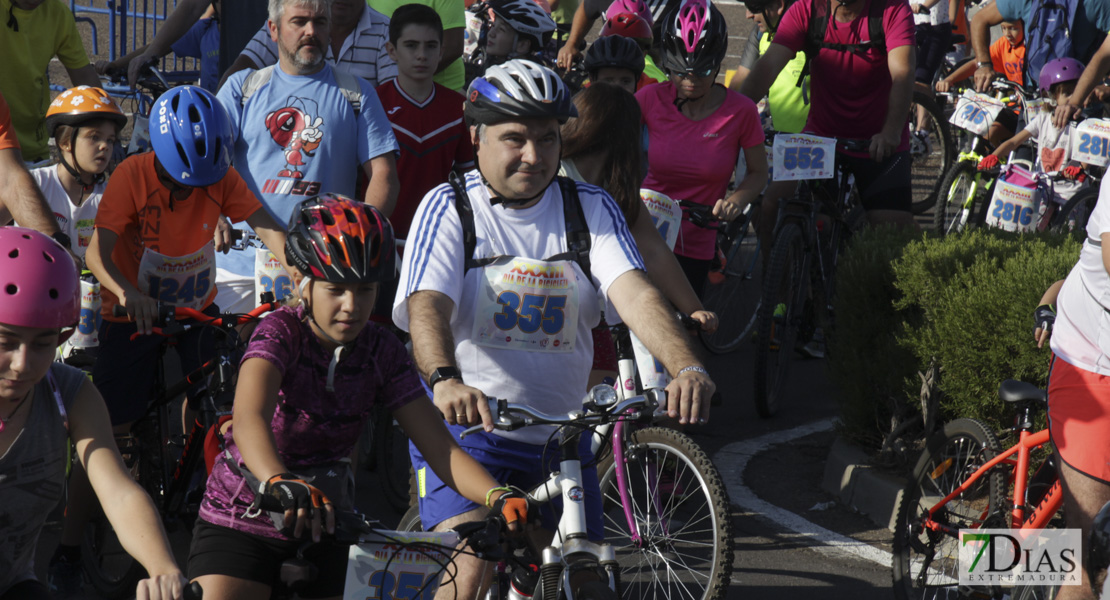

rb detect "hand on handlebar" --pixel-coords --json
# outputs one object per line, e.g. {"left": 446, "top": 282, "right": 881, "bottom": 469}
{"left": 869, "top": 129, "right": 900, "bottom": 163}
{"left": 689, "top": 310, "right": 719, "bottom": 334}
{"left": 134, "top": 573, "right": 192, "bottom": 600}
{"left": 935, "top": 79, "right": 953, "bottom": 94}
{"left": 978, "top": 154, "right": 1000, "bottom": 171}
{"left": 433, "top": 378, "right": 495, "bottom": 431}
{"left": 120, "top": 289, "right": 161, "bottom": 335}
{"left": 262, "top": 472, "right": 335, "bottom": 542}
{"left": 665, "top": 367, "right": 714, "bottom": 425}
{"left": 488, "top": 488, "right": 530, "bottom": 534}
{"left": 973, "top": 65, "right": 997, "bottom": 93}
{"left": 128, "top": 51, "right": 159, "bottom": 90}
{"left": 556, "top": 44, "right": 581, "bottom": 71}
{"left": 712, "top": 197, "right": 743, "bottom": 222}
{"left": 213, "top": 216, "right": 232, "bottom": 253}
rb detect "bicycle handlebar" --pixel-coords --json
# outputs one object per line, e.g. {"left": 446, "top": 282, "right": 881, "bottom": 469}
{"left": 104, "top": 58, "right": 170, "bottom": 94}
{"left": 113, "top": 301, "right": 282, "bottom": 338}
{"left": 458, "top": 388, "right": 666, "bottom": 439}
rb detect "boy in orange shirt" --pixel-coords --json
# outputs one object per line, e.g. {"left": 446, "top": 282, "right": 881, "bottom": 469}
{"left": 936, "top": 19, "right": 1024, "bottom": 146}
{"left": 44, "top": 86, "right": 297, "bottom": 588}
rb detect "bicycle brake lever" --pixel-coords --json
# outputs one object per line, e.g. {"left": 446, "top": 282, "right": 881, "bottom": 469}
{"left": 459, "top": 424, "right": 486, "bottom": 439}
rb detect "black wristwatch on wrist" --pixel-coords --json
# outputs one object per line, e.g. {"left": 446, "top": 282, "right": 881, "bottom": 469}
{"left": 429, "top": 366, "right": 463, "bottom": 389}
{"left": 50, "top": 231, "right": 72, "bottom": 249}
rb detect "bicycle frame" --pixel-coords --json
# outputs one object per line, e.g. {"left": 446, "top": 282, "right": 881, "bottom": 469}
{"left": 919, "top": 427, "right": 1062, "bottom": 536}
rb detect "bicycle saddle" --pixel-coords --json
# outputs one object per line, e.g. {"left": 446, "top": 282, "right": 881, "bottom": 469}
{"left": 998, "top": 379, "right": 1047, "bottom": 405}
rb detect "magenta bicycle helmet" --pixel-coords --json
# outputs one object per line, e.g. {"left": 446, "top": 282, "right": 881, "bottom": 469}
{"left": 660, "top": 0, "right": 728, "bottom": 75}
{"left": 150, "top": 86, "right": 234, "bottom": 187}
{"left": 604, "top": 0, "right": 653, "bottom": 27}
{"left": 584, "top": 35, "right": 646, "bottom": 76}
{"left": 1039, "top": 57, "right": 1085, "bottom": 92}
{"left": 0, "top": 227, "right": 79, "bottom": 330}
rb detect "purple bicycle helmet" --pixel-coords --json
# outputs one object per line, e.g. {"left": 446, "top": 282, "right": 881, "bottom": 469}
{"left": 1039, "top": 57, "right": 1085, "bottom": 92}
{"left": 0, "top": 227, "right": 79, "bottom": 330}
{"left": 150, "top": 86, "right": 235, "bottom": 187}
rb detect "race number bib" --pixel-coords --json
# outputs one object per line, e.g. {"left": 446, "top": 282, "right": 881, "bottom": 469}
{"left": 631, "top": 331, "right": 669, "bottom": 390}
{"left": 772, "top": 134, "right": 836, "bottom": 181}
{"left": 255, "top": 248, "right": 294, "bottom": 302}
{"left": 986, "top": 168, "right": 1038, "bottom": 233}
{"left": 72, "top": 279, "right": 102, "bottom": 348}
{"left": 1072, "top": 119, "right": 1110, "bottom": 168}
{"left": 949, "top": 91, "right": 1005, "bottom": 137}
{"left": 136, "top": 244, "right": 215, "bottom": 310}
{"left": 473, "top": 257, "right": 580, "bottom": 353}
{"left": 640, "top": 189, "right": 681, "bottom": 250}
{"left": 344, "top": 530, "right": 459, "bottom": 600}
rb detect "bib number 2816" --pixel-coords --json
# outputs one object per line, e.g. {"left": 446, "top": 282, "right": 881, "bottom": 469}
{"left": 494, "top": 292, "right": 566, "bottom": 335}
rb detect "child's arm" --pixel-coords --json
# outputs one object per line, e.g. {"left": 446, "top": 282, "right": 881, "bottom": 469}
{"left": 987, "top": 128, "right": 1032, "bottom": 161}
{"left": 86, "top": 228, "right": 160, "bottom": 334}
{"left": 1034, "top": 279, "right": 1063, "bottom": 348}
{"left": 396, "top": 398, "right": 517, "bottom": 511}
{"left": 936, "top": 59, "right": 977, "bottom": 93}
{"left": 243, "top": 208, "right": 298, "bottom": 283}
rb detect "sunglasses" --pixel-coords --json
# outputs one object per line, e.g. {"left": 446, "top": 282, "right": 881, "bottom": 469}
{"left": 671, "top": 67, "right": 716, "bottom": 79}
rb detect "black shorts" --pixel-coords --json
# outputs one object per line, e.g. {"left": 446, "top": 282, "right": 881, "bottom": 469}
{"left": 187, "top": 520, "right": 349, "bottom": 598}
{"left": 837, "top": 151, "right": 913, "bottom": 212}
{"left": 1, "top": 579, "right": 50, "bottom": 600}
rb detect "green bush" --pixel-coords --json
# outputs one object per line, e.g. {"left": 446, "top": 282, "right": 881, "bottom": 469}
{"left": 893, "top": 229, "right": 1078, "bottom": 425}
{"left": 828, "top": 226, "right": 924, "bottom": 448}
{"left": 831, "top": 227, "right": 1080, "bottom": 449}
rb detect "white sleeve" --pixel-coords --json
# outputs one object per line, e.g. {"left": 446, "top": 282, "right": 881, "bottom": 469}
{"left": 1095, "top": 177, "right": 1110, "bottom": 237}
{"left": 578, "top": 183, "right": 646, "bottom": 297}
{"left": 392, "top": 183, "right": 468, "bottom": 331}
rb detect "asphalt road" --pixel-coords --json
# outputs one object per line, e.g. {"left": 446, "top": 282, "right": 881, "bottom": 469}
{"left": 35, "top": 2, "right": 900, "bottom": 598}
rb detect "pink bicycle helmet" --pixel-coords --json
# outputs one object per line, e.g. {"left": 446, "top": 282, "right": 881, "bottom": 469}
{"left": 661, "top": 0, "right": 728, "bottom": 75}
{"left": 0, "top": 227, "right": 80, "bottom": 329}
{"left": 600, "top": 12, "right": 654, "bottom": 42}
{"left": 604, "top": 0, "right": 653, "bottom": 27}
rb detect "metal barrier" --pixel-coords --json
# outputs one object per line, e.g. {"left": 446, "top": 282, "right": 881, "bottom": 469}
{"left": 64, "top": 0, "right": 200, "bottom": 91}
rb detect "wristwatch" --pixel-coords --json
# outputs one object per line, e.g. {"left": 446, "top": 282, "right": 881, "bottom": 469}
{"left": 977, "top": 61, "right": 993, "bottom": 69}
{"left": 429, "top": 366, "right": 463, "bottom": 389}
{"left": 50, "top": 231, "right": 71, "bottom": 249}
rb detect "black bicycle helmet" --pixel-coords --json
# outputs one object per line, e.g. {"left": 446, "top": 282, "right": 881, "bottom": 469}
{"left": 284, "top": 194, "right": 396, "bottom": 284}
{"left": 660, "top": 0, "right": 728, "bottom": 75}
{"left": 487, "top": 0, "right": 557, "bottom": 52}
{"left": 465, "top": 59, "right": 577, "bottom": 126}
{"left": 583, "top": 35, "right": 646, "bottom": 77}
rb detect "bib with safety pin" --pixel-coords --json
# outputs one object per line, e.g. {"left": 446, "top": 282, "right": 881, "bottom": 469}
{"left": 255, "top": 248, "right": 294, "bottom": 302}
{"left": 639, "top": 189, "right": 681, "bottom": 250}
{"left": 1072, "top": 119, "right": 1110, "bottom": 168}
{"left": 949, "top": 91, "right": 1005, "bottom": 138}
{"left": 771, "top": 134, "right": 836, "bottom": 181}
{"left": 137, "top": 245, "right": 215, "bottom": 310}
{"left": 473, "top": 256, "right": 580, "bottom": 353}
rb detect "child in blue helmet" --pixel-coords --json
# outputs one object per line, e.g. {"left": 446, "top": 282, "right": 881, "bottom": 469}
{"left": 48, "top": 86, "right": 296, "bottom": 585}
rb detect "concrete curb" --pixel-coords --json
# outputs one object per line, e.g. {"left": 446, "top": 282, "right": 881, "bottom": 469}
{"left": 821, "top": 437, "right": 907, "bottom": 532}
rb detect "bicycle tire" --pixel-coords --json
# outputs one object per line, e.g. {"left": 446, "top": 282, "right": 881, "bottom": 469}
{"left": 399, "top": 504, "right": 423, "bottom": 532}
{"left": 699, "top": 213, "right": 762, "bottom": 354}
{"left": 597, "top": 426, "right": 733, "bottom": 600}
{"left": 891, "top": 418, "right": 1006, "bottom": 600}
{"left": 753, "top": 222, "right": 809, "bottom": 418}
{"left": 934, "top": 161, "right": 989, "bottom": 234}
{"left": 1049, "top": 187, "right": 1099, "bottom": 234}
{"left": 911, "top": 91, "right": 956, "bottom": 215}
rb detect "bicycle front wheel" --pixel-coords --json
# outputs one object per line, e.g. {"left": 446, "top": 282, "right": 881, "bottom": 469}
{"left": 891, "top": 418, "right": 1006, "bottom": 600}
{"left": 934, "top": 161, "right": 988, "bottom": 235}
{"left": 911, "top": 92, "right": 956, "bottom": 215}
{"left": 699, "top": 213, "right": 762, "bottom": 354}
{"left": 598, "top": 426, "right": 733, "bottom": 600}
{"left": 753, "top": 222, "right": 809, "bottom": 418}
{"left": 1049, "top": 187, "right": 1098, "bottom": 234}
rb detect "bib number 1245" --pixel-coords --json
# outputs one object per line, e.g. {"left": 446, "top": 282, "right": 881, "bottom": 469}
{"left": 147, "top": 270, "right": 211, "bottom": 304}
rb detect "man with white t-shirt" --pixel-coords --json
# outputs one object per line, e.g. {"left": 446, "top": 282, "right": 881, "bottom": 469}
{"left": 214, "top": 0, "right": 399, "bottom": 312}
{"left": 393, "top": 59, "right": 715, "bottom": 600}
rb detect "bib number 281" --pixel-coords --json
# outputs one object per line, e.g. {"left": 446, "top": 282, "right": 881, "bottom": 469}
{"left": 494, "top": 293, "right": 566, "bottom": 335}
{"left": 147, "top": 269, "right": 211, "bottom": 304}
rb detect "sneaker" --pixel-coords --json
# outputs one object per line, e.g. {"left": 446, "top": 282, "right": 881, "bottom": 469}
{"left": 911, "top": 130, "right": 933, "bottom": 156}
{"left": 796, "top": 327, "right": 826, "bottom": 359}
{"left": 48, "top": 555, "right": 84, "bottom": 598}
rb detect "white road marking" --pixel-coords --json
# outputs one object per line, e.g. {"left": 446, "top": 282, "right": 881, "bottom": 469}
{"left": 713, "top": 418, "right": 895, "bottom": 567}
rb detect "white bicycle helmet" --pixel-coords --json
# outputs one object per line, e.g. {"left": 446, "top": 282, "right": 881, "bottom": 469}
{"left": 487, "top": 0, "right": 557, "bottom": 51}
{"left": 465, "top": 59, "right": 577, "bottom": 125}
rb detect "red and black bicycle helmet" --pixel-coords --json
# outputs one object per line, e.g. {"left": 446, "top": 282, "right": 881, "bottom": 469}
{"left": 284, "top": 194, "right": 395, "bottom": 284}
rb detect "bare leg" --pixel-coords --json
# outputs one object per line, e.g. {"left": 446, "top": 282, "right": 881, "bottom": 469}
{"left": 1055, "top": 459, "right": 1110, "bottom": 600}
{"left": 432, "top": 508, "right": 495, "bottom": 600}
{"left": 191, "top": 574, "right": 271, "bottom": 600}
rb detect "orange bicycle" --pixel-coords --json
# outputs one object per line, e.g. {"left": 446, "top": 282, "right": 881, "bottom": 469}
{"left": 891, "top": 380, "right": 1064, "bottom": 600}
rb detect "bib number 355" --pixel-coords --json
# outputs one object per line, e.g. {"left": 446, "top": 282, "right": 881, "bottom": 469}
{"left": 494, "top": 292, "right": 566, "bottom": 335}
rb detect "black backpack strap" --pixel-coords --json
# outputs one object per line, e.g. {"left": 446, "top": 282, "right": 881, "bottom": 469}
{"left": 449, "top": 172, "right": 484, "bottom": 274}
{"left": 541, "top": 177, "right": 593, "bottom": 286}
{"left": 798, "top": 0, "right": 886, "bottom": 86}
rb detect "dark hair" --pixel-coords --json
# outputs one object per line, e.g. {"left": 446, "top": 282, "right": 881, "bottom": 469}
{"left": 389, "top": 4, "right": 443, "bottom": 46}
{"left": 53, "top": 117, "right": 121, "bottom": 152}
{"left": 561, "top": 84, "right": 642, "bottom": 225}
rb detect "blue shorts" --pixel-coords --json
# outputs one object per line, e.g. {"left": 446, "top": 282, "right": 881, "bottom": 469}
{"left": 410, "top": 424, "right": 604, "bottom": 540}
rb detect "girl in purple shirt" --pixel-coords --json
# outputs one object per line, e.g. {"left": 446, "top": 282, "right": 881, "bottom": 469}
{"left": 189, "top": 195, "right": 526, "bottom": 599}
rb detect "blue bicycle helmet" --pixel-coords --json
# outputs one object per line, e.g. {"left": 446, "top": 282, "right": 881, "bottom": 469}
{"left": 150, "top": 86, "right": 234, "bottom": 187}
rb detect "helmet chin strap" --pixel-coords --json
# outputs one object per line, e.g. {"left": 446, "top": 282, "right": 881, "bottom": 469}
{"left": 58, "top": 126, "right": 105, "bottom": 198}
{"left": 300, "top": 277, "right": 353, "bottom": 392}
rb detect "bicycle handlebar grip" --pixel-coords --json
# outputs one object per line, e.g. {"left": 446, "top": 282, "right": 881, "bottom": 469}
{"left": 184, "top": 581, "right": 203, "bottom": 600}
{"left": 112, "top": 303, "right": 178, "bottom": 322}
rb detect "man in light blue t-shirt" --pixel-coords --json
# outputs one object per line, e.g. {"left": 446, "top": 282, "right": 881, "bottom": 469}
{"left": 215, "top": 0, "right": 399, "bottom": 312}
